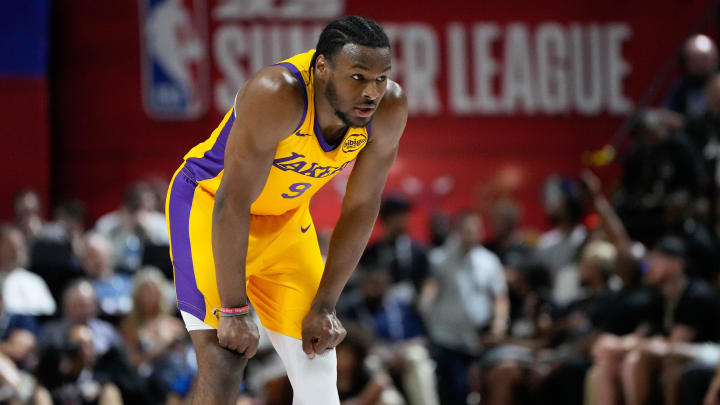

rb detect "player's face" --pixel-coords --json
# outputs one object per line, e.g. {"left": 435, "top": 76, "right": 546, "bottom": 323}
{"left": 646, "top": 252, "right": 682, "bottom": 286}
{"left": 324, "top": 44, "right": 391, "bottom": 126}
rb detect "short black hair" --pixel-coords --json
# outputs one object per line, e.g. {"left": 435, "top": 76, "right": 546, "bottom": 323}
{"left": 379, "top": 194, "right": 411, "bottom": 222}
{"left": 124, "top": 182, "right": 151, "bottom": 212}
{"left": 311, "top": 15, "right": 390, "bottom": 69}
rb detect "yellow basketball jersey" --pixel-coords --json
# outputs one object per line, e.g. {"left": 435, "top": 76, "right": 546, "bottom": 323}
{"left": 181, "top": 50, "right": 370, "bottom": 215}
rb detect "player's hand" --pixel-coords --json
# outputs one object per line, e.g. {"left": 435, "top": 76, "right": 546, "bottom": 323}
{"left": 301, "top": 309, "right": 346, "bottom": 359}
{"left": 217, "top": 315, "right": 259, "bottom": 359}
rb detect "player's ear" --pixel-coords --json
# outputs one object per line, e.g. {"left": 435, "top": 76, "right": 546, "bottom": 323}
{"left": 315, "top": 54, "right": 330, "bottom": 80}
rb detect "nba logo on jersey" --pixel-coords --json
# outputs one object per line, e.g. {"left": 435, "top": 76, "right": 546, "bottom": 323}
{"left": 139, "top": 0, "right": 209, "bottom": 120}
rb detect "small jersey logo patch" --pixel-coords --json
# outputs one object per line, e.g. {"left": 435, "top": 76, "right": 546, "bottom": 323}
{"left": 301, "top": 224, "right": 311, "bottom": 233}
{"left": 342, "top": 133, "right": 368, "bottom": 153}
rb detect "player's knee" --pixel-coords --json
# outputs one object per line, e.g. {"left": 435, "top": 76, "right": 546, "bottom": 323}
{"left": 195, "top": 348, "right": 247, "bottom": 400}
{"left": 202, "top": 345, "right": 248, "bottom": 373}
{"left": 191, "top": 330, "right": 248, "bottom": 381}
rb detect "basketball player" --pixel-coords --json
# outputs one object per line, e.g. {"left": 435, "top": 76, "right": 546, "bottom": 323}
{"left": 165, "top": 16, "right": 407, "bottom": 405}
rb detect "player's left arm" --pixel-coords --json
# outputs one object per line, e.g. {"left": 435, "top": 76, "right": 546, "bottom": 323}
{"left": 301, "top": 81, "right": 408, "bottom": 358}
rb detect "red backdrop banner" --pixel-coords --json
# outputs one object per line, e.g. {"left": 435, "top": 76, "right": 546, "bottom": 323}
{"left": 47, "top": 0, "right": 715, "bottom": 239}
{"left": 0, "top": 79, "right": 49, "bottom": 220}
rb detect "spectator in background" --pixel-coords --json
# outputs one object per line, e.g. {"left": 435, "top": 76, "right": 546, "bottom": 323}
{"left": 0, "top": 225, "right": 56, "bottom": 316}
{"left": 535, "top": 176, "right": 586, "bottom": 279}
{"left": 685, "top": 73, "right": 720, "bottom": 186}
{"left": 0, "top": 278, "right": 49, "bottom": 405}
{"left": 30, "top": 201, "right": 88, "bottom": 307}
{"left": 622, "top": 236, "right": 720, "bottom": 405}
{"left": 685, "top": 73, "right": 720, "bottom": 241}
{"left": 12, "top": 189, "right": 44, "bottom": 244}
{"left": 661, "top": 190, "right": 717, "bottom": 282}
{"left": 589, "top": 236, "right": 720, "bottom": 405}
{"left": 420, "top": 211, "right": 509, "bottom": 405}
{"left": 0, "top": 284, "right": 39, "bottom": 373}
{"left": 40, "top": 280, "right": 123, "bottom": 357}
{"left": 95, "top": 182, "right": 168, "bottom": 272}
{"left": 503, "top": 261, "right": 553, "bottom": 345}
{"left": 0, "top": 288, "right": 38, "bottom": 362}
{"left": 0, "top": 281, "right": 44, "bottom": 405}
{"left": 340, "top": 264, "right": 424, "bottom": 344}
{"left": 665, "top": 34, "right": 718, "bottom": 121}
{"left": 616, "top": 109, "right": 706, "bottom": 247}
{"left": 479, "top": 240, "right": 620, "bottom": 405}
{"left": 80, "top": 232, "right": 133, "bottom": 319}
{"left": 363, "top": 195, "right": 430, "bottom": 303}
{"left": 41, "top": 200, "right": 86, "bottom": 250}
{"left": 526, "top": 169, "right": 668, "bottom": 404}
{"left": 485, "top": 198, "right": 532, "bottom": 267}
{"left": 339, "top": 263, "right": 438, "bottom": 405}
{"left": 427, "top": 211, "right": 451, "bottom": 248}
{"left": 119, "top": 267, "right": 187, "bottom": 402}
{"left": 36, "top": 324, "right": 123, "bottom": 405}
{"left": 41, "top": 280, "right": 156, "bottom": 404}
{"left": 337, "top": 324, "right": 403, "bottom": 405}
{"left": 0, "top": 308, "right": 47, "bottom": 405}
{"left": 580, "top": 171, "right": 661, "bottom": 336}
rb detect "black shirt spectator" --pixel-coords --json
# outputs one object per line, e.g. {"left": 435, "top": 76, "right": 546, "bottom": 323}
{"left": 362, "top": 195, "right": 429, "bottom": 299}
{"left": 645, "top": 236, "right": 720, "bottom": 341}
{"left": 601, "top": 286, "right": 663, "bottom": 336}
{"left": 669, "top": 279, "right": 720, "bottom": 342}
{"left": 617, "top": 111, "right": 707, "bottom": 246}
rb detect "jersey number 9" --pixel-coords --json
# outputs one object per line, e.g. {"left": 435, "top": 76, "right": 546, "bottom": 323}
{"left": 282, "top": 182, "right": 312, "bottom": 199}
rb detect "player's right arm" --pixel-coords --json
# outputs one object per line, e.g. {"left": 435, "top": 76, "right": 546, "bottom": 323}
{"left": 212, "top": 66, "right": 305, "bottom": 357}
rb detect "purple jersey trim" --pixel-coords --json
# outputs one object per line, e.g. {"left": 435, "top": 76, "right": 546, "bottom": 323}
{"left": 274, "top": 62, "right": 308, "bottom": 133}
{"left": 313, "top": 115, "right": 345, "bottom": 152}
{"left": 184, "top": 112, "right": 235, "bottom": 182}
{"left": 366, "top": 121, "right": 372, "bottom": 139}
{"left": 167, "top": 170, "right": 207, "bottom": 321}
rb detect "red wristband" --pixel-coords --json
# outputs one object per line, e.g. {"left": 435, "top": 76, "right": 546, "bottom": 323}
{"left": 220, "top": 305, "right": 250, "bottom": 314}
{"left": 213, "top": 305, "right": 251, "bottom": 319}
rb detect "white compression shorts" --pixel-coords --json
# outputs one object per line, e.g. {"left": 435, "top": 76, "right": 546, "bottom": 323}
{"left": 180, "top": 310, "right": 340, "bottom": 405}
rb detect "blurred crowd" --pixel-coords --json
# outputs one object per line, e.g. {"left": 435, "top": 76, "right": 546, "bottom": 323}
{"left": 4, "top": 33, "right": 720, "bottom": 405}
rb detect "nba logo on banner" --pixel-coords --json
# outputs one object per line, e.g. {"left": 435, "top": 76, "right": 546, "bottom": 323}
{"left": 139, "top": 0, "right": 209, "bottom": 120}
